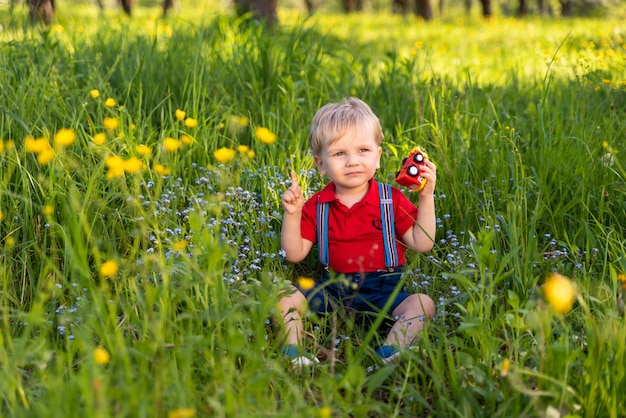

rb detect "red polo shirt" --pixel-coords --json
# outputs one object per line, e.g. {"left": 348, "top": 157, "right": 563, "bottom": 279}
{"left": 300, "top": 179, "right": 418, "bottom": 273}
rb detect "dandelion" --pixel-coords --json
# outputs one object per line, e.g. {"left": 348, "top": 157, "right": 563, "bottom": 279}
{"left": 542, "top": 273, "right": 576, "bottom": 315}
{"left": 297, "top": 277, "right": 315, "bottom": 291}
{"left": 135, "top": 144, "right": 152, "bottom": 156}
{"left": 172, "top": 240, "right": 187, "bottom": 252}
{"left": 214, "top": 147, "right": 235, "bottom": 163}
{"left": 175, "top": 109, "right": 186, "bottom": 121}
{"left": 105, "top": 156, "right": 125, "bottom": 179}
{"left": 168, "top": 408, "right": 195, "bottom": 418}
{"left": 25, "top": 136, "right": 50, "bottom": 153}
{"left": 103, "top": 117, "right": 119, "bottom": 131}
{"left": 105, "top": 98, "right": 116, "bottom": 107}
{"left": 164, "top": 137, "right": 180, "bottom": 152}
{"left": 37, "top": 148, "right": 56, "bottom": 165}
{"left": 43, "top": 205, "right": 54, "bottom": 216}
{"left": 184, "top": 117, "right": 198, "bottom": 128}
{"left": 53, "top": 128, "right": 76, "bottom": 147}
{"left": 246, "top": 149, "right": 255, "bottom": 158}
{"left": 93, "top": 133, "right": 106, "bottom": 145}
{"left": 256, "top": 127, "right": 277, "bottom": 144}
{"left": 124, "top": 157, "right": 143, "bottom": 174}
{"left": 180, "top": 135, "right": 193, "bottom": 145}
{"left": 94, "top": 347, "right": 110, "bottom": 365}
{"left": 100, "top": 260, "right": 119, "bottom": 277}
{"left": 0, "top": 140, "right": 5, "bottom": 153}
{"left": 319, "top": 406, "right": 332, "bottom": 418}
{"left": 90, "top": 89, "right": 100, "bottom": 99}
{"left": 0, "top": 210, "right": 3, "bottom": 221}
{"left": 618, "top": 274, "right": 626, "bottom": 290}
{"left": 154, "top": 163, "right": 171, "bottom": 176}
{"left": 237, "top": 145, "right": 250, "bottom": 153}
{"left": 5, "top": 236, "right": 15, "bottom": 247}
{"left": 500, "top": 358, "right": 510, "bottom": 377}
{"left": 231, "top": 115, "right": 248, "bottom": 127}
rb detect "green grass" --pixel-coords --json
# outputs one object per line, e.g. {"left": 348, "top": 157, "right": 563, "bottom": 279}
{"left": 0, "top": 1, "right": 625, "bottom": 416}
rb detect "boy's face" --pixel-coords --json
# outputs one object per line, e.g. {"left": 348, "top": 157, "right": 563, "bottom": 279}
{"left": 314, "top": 129, "right": 382, "bottom": 193}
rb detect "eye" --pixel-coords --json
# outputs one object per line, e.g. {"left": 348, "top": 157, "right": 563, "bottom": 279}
{"left": 333, "top": 151, "right": 344, "bottom": 157}
{"left": 359, "top": 148, "right": 370, "bottom": 153}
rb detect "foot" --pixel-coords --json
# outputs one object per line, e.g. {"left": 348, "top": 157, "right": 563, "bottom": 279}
{"left": 282, "top": 344, "right": 320, "bottom": 368}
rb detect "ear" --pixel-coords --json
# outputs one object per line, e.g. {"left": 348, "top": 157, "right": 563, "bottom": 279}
{"left": 376, "top": 146, "right": 382, "bottom": 169}
{"left": 314, "top": 155, "right": 327, "bottom": 176}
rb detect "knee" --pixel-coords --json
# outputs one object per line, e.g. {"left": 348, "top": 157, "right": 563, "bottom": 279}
{"left": 277, "top": 286, "right": 307, "bottom": 315}
{"left": 410, "top": 293, "right": 436, "bottom": 319}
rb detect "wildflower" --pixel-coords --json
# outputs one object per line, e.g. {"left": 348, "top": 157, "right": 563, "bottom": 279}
{"left": 105, "top": 98, "right": 116, "bottom": 107}
{"left": 180, "top": 135, "right": 193, "bottom": 145}
{"left": 168, "top": 408, "right": 195, "bottom": 418}
{"left": 231, "top": 115, "right": 248, "bottom": 127}
{"left": 100, "top": 260, "right": 119, "bottom": 277}
{"left": 214, "top": 147, "right": 235, "bottom": 163}
{"left": 237, "top": 145, "right": 250, "bottom": 153}
{"left": 618, "top": 274, "right": 626, "bottom": 290}
{"left": 135, "top": 144, "right": 152, "bottom": 156}
{"left": 124, "top": 157, "right": 143, "bottom": 174}
{"left": 184, "top": 117, "right": 198, "bottom": 128}
{"left": 297, "top": 277, "right": 315, "bottom": 291}
{"left": 5, "top": 236, "right": 15, "bottom": 247}
{"left": 0, "top": 140, "right": 5, "bottom": 153}
{"left": 43, "top": 205, "right": 54, "bottom": 216}
{"left": 94, "top": 347, "right": 110, "bottom": 365}
{"left": 542, "top": 273, "right": 576, "bottom": 315}
{"left": 256, "top": 127, "right": 276, "bottom": 144}
{"left": 105, "top": 156, "right": 125, "bottom": 179}
{"left": 90, "top": 89, "right": 100, "bottom": 99}
{"left": 175, "top": 109, "right": 186, "bottom": 121}
{"left": 164, "top": 137, "right": 180, "bottom": 152}
{"left": 319, "top": 407, "right": 332, "bottom": 418}
{"left": 0, "top": 210, "right": 3, "bottom": 221}
{"left": 25, "top": 136, "right": 50, "bottom": 153}
{"left": 500, "top": 358, "right": 510, "bottom": 377}
{"left": 172, "top": 240, "right": 187, "bottom": 252}
{"left": 37, "top": 148, "right": 56, "bottom": 165}
{"left": 53, "top": 129, "right": 76, "bottom": 147}
{"left": 154, "top": 164, "right": 171, "bottom": 176}
{"left": 93, "top": 133, "right": 106, "bottom": 145}
{"left": 246, "top": 149, "right": 255, "bottom": 158}
{"left": 103, "top": 117, "right": 119, "bottom": 130}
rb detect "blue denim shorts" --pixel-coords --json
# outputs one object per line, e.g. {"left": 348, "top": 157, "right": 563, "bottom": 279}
{"left": 298, "top": 267, "right": 410, "bottom": 316}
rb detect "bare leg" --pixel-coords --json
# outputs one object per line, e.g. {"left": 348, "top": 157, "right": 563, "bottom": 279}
{"left": 384, "top": 293, "right": 436, "bottom": 348}
{"left": 275, "top": 286, "right": 307, "bottom": 346}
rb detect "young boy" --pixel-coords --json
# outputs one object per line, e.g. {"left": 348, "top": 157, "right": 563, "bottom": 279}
{"left": 278, "top": 97, "right": 437, "bottom": 367}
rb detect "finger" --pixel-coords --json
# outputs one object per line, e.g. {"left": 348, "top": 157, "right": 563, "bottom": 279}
{"left": 290, "top": 171, "right": 299, "bottom": 188}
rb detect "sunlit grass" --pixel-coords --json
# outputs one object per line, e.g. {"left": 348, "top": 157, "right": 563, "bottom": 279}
{"left": 0, "top": 1, "right": 625, "bottom": 416}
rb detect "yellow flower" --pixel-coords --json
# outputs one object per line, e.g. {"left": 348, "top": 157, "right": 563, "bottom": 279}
{"left": 0, "top": 140, "right": 5, "bottom": 154}
{"left": 43, "top": 205, "right": 54, "bottom": 216}
{"left": 37, "top": 148, "right": 56, "bottom": 165}
{"left": 154, "top": 163, "right": 171, "bottom": 176}
{"left": 53, "top": 128, "right": 76, "bottom": 147}
{"left": 93, "top": 133, "right": 106, "bottom": 145}
{"left": 90, "top": 89, "right": 100, "bottom": 99}
{"left": 124, "top": 157, "right": 143, "bottom": 174}
{"left": 542, "top": 273, "right": 576, "bottom": 315}
{"left": 105, "top": 98, "right": 116, "bottom": 107}
{"left": 5, "top": 236, "right": 15, "bottom": 247}
{"left": 618, "top": 274, "right": 626, "bottom": 290}
{"left": 256, "top": 127, "right": 277, "bottom": 144}
{"left": 175, "top": 109, "right": 186, "bottom": 121}
{"left": 0, "top": 210, "right": 4, "bottom": 221}
{"left": 164, "top": 137, "right": 180, "bottom": 152}
{"left": 231, "top": 115, "right": 248, "bottom": 127}
{"left": 213, "top": 147, "right": 235, "bottom": 163}
{"left": 94, "top": 347, "right": 110, "bottom": 365}
{"left": 103, "top": 117, "right": 119, "bottom": 131}
{"left": 25, "top": 136, "right": 50, "bottom": 153}
{"left": 500, "top": 358, "right": 510, "bottom": 377}
{"left": 319, "top": 406, "right": 332, "bottom": 418}
{"left": 100, "top": 260, "right": 119, "bottom": 277}
{"left": 105, "top": 156, "right": 125, "bottom": 179}
{"left": 237, "top": 145, "right": 250, "bottom": 153}
{"left": 184, "top": 117, "right": 198, "bottom": 128}
{"left": 135, "top": 144, "right": 152, "bottom": 156}
{"left": 297, "top": 277, "right": 315, "bottom": 291}
{"left": 180, "top": 135, "right": 193, "bottom": 145}
{"left": 172, "top": 240, "right": 187, "bottom": 252}
{"left": 168, "top": 408, "right": 195, "bottom": 418}
{"left": 246, "top": 150, "right": 255, "bottom": 158}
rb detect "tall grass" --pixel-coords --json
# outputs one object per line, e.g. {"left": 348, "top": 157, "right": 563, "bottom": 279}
{"left": 0, "top": 2, "right": 625, "bottom": 417}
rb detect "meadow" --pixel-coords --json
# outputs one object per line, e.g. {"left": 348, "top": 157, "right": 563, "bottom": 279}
{"left": 0, "top": 0, "right": 625, "bottom": 416}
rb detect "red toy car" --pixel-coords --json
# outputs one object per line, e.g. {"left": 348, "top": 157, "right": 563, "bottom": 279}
{"left": 395, "top": 147, "right": 429, "bottom": 192}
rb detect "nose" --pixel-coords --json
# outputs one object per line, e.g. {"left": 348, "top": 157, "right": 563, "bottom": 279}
{"left": 345, "top": 153, "right": 358, "bottom": 166}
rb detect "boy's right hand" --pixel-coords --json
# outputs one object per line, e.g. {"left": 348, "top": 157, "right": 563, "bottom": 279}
{"left": 281, "top": 171, "right": 305, "bottom": 215}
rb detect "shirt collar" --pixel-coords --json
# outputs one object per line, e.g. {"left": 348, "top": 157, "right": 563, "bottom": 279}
{"left": 317, "top": 178, "right": 379, "bottom": 205}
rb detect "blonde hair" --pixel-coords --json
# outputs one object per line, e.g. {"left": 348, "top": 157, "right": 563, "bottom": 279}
{"left": 308, "top": 97, "right": 383, "bottom": 157}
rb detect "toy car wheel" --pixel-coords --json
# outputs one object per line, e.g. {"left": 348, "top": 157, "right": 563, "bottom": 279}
{"left": 413, "top": 153, "right": 424, "bottom": 163}
{"left": 407, "top": 165, "right": 419, "bottom": 177}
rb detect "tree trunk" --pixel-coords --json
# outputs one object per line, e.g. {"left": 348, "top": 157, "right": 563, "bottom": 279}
{"left": 479, "top": 0, "right": 492, "bottom": 16}
{"left": 235, "top": 0, "right": 278, "bottom": 24}
{"left": 415, "top": 0, "right": 433, "bottom": 20}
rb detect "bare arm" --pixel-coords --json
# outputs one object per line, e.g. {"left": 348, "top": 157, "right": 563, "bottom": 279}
{"left": 280, "top": 171, "right": 314, "bottom": 263}
{"left": 402, "top": 159, "right": 437, "bottom": 253}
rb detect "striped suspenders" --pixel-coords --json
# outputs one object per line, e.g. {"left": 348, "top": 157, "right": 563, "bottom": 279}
{"left": 316, "top": 182, "right": 399, "bottom": 271}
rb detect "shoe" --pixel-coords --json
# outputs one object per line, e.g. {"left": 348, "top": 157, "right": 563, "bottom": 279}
{"left": 367, "top": 345, "right": 417, "bottom": 373}
{"left": 282, "top": 344, "right": 320, "bottom": 368}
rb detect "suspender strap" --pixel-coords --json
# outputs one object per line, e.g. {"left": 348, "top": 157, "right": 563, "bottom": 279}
{"left": 316, "top": 182, "right": 399, "bottom": 270}
{"left": 317, "top": 198, "right": 330, "bottom": 267}
{"left": 378, "top": 182, "right": 399, "bottom": 269}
